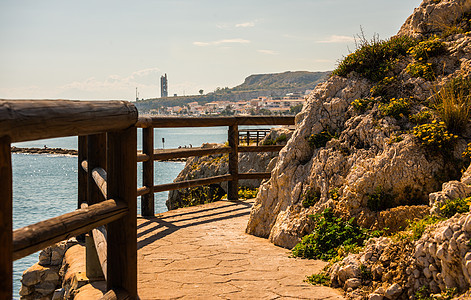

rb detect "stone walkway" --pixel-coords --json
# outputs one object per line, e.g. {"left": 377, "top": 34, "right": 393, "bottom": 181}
{"left": 137, "top": 200, "right": 345, "bottom": 300}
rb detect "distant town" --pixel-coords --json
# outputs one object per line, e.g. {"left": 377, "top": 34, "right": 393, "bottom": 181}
{"left": 140, "top": 73, "right": 311, "bottom": 116}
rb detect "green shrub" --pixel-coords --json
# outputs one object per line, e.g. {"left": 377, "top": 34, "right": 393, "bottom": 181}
{"left": 360, "top": 264, "right": 373, "bottom": 281}
{"left": 179, "top": 184, "right": 226, "bottom": 208}
{"left": 406, "top": 62, "right": 435, "bottom": 81}
{"left": 238, "top": 187, "right": 259, "bottom": 199}
{"left": 291, "top": 208, "right": 369, "bottom": 261}
{"left": 407, "top": 37, "right": 446, "bottom": 61}
{"left": 262, "top": 138, "right": 275, "bottom": 145}
{"left": 409, "top": 110, "right": 434, "bottom": 124}
{"left": 408, "top": 215, "right": 443, "bottom": 240}
{"left": 379, "top": 97, "right": 411, "bottom": 119}
{"left": 370, "top": 76, "right": 396, "bottom": 97}
{"left": 433, "top": 76, "right": 471, "bottom": 134}
{"left": 275, "top": 134, "right": 287, "bottom": 144}
{"left": 440, "top": 196, "right": 471, "bottom": 218}
{"left": 366, "top": 186, "right": 394, "bottom": 212}
{"left": 351, "top": 98, "right": 373, "bottom": 113}
{"left": 307, "top": 129, "right": 337, "bottom": 149}
{"left": 332, "top": 34, "right": 417, "bottom": 82}
{"left": 412, "top": 121, "right": 458, "bottom": 151}
{"left": 302, "top": 189, "right": 321, "bottom": 208}
{"left": 415, "top": 285, "right": 458, "bottom": 300}
{"left": 305, "top": 273, "right": 330, "bottom": 286}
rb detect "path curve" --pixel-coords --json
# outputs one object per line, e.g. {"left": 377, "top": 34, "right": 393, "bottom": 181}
{"left": 137, "top": 200, "right": 345, "bottom": 300}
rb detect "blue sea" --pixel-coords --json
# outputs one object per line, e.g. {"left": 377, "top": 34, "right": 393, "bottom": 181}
{"left": 12, "top": 126, "right": 243, "bottom": 299}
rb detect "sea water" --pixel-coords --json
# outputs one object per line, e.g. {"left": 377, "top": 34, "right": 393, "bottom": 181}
{"left": 11, "top": 126, "right": 241, "bottom": 299}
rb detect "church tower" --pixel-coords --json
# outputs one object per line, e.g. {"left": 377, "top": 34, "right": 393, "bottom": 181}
{"left": 160, "top": 74, "right": 168, "bottom": 98}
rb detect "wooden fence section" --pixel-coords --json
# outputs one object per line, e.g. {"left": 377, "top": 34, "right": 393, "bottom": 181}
{"left": 136, "top": 116, "right": 295, "bottom": 216}
{"left": 0, "top": 100, "right": 138, "bottom": 299}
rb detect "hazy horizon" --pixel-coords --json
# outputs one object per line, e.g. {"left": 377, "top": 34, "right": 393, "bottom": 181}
{"left": 1, "top": 0, "right": 421, "bottom": 101}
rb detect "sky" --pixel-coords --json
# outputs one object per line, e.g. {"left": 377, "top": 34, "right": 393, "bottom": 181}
{"left": 0, "top": 0, "right": 422, "bottom": 101}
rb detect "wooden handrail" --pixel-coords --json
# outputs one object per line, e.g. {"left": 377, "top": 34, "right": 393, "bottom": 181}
{"left": 0, "top": 100, "right": 137, "bottom": 143}
{"left": 13, "top": 199, "right": 128, "bottom": 260}
{"left": 153, "top": 174, "right": 233, "bottom": 193}
{"left": 153, "top": 146, "right": 231, "bottom": 160}
{"left": 135, "top": 116, "right": 294, "bottom": 128}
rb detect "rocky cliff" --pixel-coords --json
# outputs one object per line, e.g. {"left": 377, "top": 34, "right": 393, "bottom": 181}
{"left": 245, "top": 0, "right": 471, "bottom": 297}
{"left": 247, "top": 0, "right": 471, "bottom": 248}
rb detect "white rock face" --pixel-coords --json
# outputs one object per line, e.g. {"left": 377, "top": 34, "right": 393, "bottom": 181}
{"left": 246, "top": 0, "right": 471, "bottom": 249}
{"left": 398, "top": 0, "right": 471, "bottom": 37}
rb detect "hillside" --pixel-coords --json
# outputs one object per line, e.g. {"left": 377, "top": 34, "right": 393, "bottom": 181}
{"left": 245, "top": 0, "right": 471, "bottom": 299}
{"left": 135, "top": 71, "right": 330, "bottom": 112}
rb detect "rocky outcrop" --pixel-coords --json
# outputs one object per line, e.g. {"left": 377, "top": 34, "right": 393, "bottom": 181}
{"left": 246, "top": 0, "right": 471, "bottom": 249}
{"left": 166, "top": 127, "right": 293, "bottom": 210}
{"left": 327, "top": 168, "right": 471, "bottom": 299}
{"left": 398, "top": 0, "right": 471, "bottom": 37}
{"left": 12, "top": 146, "right": 78, "bottom": 156}
{"left": 20, "top": 240, "right": 76, "bottom": 299}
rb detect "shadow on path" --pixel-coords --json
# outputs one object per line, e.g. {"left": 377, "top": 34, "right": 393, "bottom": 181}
{"left": 137, "top": 201, "right": 252, "bottom": 250}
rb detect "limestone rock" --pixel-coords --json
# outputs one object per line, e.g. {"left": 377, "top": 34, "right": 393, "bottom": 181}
{"left": 398, "top": 0, "right": 471, "bottom": 37}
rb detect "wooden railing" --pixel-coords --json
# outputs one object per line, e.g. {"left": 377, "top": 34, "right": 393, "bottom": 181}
{"left": 135, "top": 116, "right": 295, "bottom": 216}
{"left": 238, "top": 128, "right": 271, "bottom": 146}
{"left": 0, "top": 100, "right": 295, "bottom": 298}
{"left": 0, "top": 100, "right": 138, "bottom": 299}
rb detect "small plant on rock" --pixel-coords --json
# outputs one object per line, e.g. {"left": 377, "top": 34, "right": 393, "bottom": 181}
{"left": 351, "top": 98, "right": 373, "bottom": 113}
{"left": 370, "top": 76, "right": 396, "bottom": 97}
{"left": 332, "top": 33, "right": 417, "bottom": 82}
{"left": 409, "top": 110, "right": 434, "bottom": 124}
{"left": 291, "top": 208, "right": 369, "bottom": 261}
{"left": 305, "top": 272, "right": 330, "bottom": 286}
{"left": 406, "top": 62, "right": 435, "bottom": 81}
{"left": 408, "top": 215, "right": 444, "bottom": 241}
{"left": 412, "top": 120, "right": 458, "bottom": 151}
{"left": 366, "top": 186, "right": 394, "bottom": 212}
{"left": 407, "top": 37, "right": 446, "bottom": 61}
{"left": 302, "top": 189, "right": 321, "bottom": 208}
{"left": 307, "top": 129, "right": 337, "bottom": 149}
{"left": 440, "top": 196, "right": 471, "bottom": 218}
{"left": 379, "top": 97, "right": 411, "bottom": 119}
{"left": 238, "top": 187, "right": 259, "bottom": 199}
{"left": 433, "top": 76, "right": 471, "bottom": 135}
{"left": 329, "top": 188, "right": 340, "bottom": 200}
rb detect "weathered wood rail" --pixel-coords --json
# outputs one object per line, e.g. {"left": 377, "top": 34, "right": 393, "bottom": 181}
{"left": 0, "top": 100, "right": 295, "bottom": 298}
{"left": 135, "top": 116, "right": 295, "bottom": 216}
{"left": 0, "top": 100, "right": 138, "bottom": 299}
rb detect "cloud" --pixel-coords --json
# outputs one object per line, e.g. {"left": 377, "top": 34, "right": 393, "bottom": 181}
{"left": 257, "top": 49, "right": 278, "bottom": 55}
{"left": 0, "top": 68, "right": 163, "bottom": 100}
{"left": 193, "top": 38, "right": 250, "bottom": 47}
{"left": 318, "top": 35, "right": 355, "bottom": 43}
{"left": 235, "top": 22, "right": 255, "bottom": 28}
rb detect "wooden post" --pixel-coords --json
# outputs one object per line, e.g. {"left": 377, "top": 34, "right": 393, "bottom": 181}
{"left": 141, "top": 127, "right": 154, "bottom": 216}
{"left": 77, "top": 135, "right": 88, "bottom": 242}
{"left": 87, "top": 134, "right": 106, "bottom": 205}
{"left": 246, "top": 131, "right": 250, "bottom": 146}
{"left": 0, "top": 136, "right": 12, "bottom": 299}
{"left": 106, "top": 127, "right": 137, "bottom": 298}
{"left": 86, "top": 134, "right": 106, "bottom": 278}
{"left": 227, "top": 125, "right": 239, "bottom": 200}
{"left": 256, "top": 131, "right": 260, "bottom": 146}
